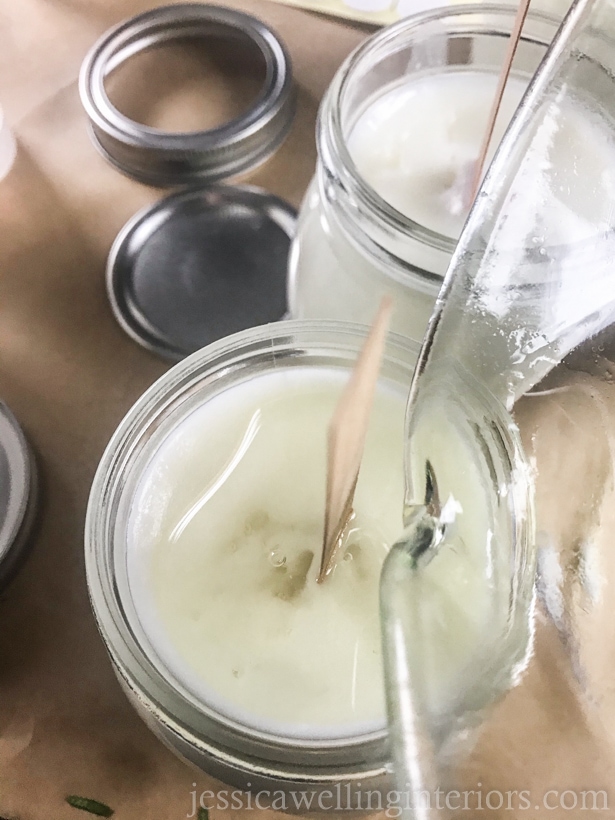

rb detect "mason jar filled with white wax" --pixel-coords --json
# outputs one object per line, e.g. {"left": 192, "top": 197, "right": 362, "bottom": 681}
{"left": 85, "top": 321, "right": 534, "bottom": 799}
{"left": 288, "top": 6, "right": 615, "bottom": 341}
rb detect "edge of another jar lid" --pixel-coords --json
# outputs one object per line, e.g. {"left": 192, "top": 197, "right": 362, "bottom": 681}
{"left": 0, "top": 402, "right": 38, "bottom": 589}
{"left": 79, "top": 3, "right": 296, "bottom": 187}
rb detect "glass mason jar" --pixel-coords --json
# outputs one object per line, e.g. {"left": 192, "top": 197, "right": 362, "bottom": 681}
{"left": 86, "top": 320, "right": 536, "bottom": 804}
{"left": 287, "top": 6, "right": 559, "bottom": 342}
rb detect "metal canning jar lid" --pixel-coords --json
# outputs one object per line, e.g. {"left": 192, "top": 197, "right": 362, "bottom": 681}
{"left": 0, "top": 402, "right": 37, "bottom": 589}
{"left": 79, "top": 4, "right": 296, "bottom": 187}
{"left": 107, "top": 184, "right": 296, "bottom": 361}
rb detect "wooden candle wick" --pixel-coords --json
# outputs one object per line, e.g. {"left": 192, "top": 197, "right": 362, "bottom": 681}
{"left": 318, "top": 296, "right": 393, "bottom": 584}
{"left": 468, "top": 0, "right": 533, "bottom": 204}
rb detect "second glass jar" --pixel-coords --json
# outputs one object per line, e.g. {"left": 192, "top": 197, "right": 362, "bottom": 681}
{"left": 287, "top": 5, "right": 559, "bottom": 341}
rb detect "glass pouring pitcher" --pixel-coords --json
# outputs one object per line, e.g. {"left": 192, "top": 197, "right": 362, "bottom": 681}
{"left": 380, "top": 0, "right": 615, "bottom": 810}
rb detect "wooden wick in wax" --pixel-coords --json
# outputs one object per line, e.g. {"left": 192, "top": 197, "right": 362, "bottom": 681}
{"left": 318, "top": 296, "right": 393, "bottom": 584}
{"left": 468, "top": 0, "right": 533, "bottom": 204}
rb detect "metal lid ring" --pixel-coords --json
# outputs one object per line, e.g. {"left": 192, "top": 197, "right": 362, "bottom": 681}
{"left": 79, "top": 4, "right": 296, "bottom": 187}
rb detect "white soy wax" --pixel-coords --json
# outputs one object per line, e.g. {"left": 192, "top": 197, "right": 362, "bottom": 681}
{"left": 289, "top": 69, "right": 530, "bottom": 336}
{"left": 126, "top": 367, "right": 498, "bottom": 738}
{"left": 348, "top": 72, "right": 527, "bottom": 238}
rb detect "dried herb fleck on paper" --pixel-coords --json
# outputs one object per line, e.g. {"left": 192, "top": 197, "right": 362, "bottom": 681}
{"left": 66, "top": 796, "right": 114, "bottom": 817}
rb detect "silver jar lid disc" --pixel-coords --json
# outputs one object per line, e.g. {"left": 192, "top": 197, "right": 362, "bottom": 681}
{"left": 0, "top": 402, "right": 36, "bottom": 588}
{"left": 79, "top": 4, "right": 296, "bottom": 187}
{"left": 107, "top": 184, "right": 296, "bottom": 361}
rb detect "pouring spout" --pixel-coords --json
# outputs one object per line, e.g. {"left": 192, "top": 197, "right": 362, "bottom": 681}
{"left": 380, "top": 507, "right": 449, "bottom": 820}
